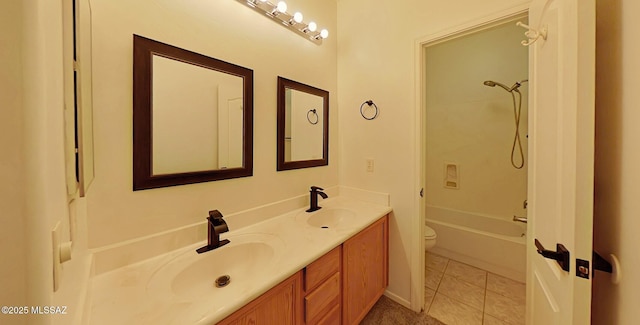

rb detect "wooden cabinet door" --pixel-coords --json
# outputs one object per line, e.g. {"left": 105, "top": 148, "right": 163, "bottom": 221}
{"left": 342, "top": 216, "right": 389, "bottom": 325}
{"left": 218, "top": 271, "right": 303, "bottom": 325}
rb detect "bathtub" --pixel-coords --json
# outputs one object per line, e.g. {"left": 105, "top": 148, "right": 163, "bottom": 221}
{"left": 426, "top": 205, "right": 527, "bottom": 282}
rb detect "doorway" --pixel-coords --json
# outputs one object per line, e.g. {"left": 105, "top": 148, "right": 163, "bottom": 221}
{"left": 416, "top": 9, "right": 530, "bottom": 323}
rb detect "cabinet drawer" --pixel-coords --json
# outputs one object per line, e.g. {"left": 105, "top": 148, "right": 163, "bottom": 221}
{"left": 305, "top": 272, "right": 341, "bottom": 324}
{"left": 316, "top": 303, "right": 341, "bottom": 325}
{"left": 305, "top": 246, "right": 341, "bottom": 292}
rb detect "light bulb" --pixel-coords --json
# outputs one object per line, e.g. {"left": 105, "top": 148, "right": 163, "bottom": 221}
{"left": 276, "top": 1, "right": 287, "bottom": 13}
{"left": 320, "top": 29, "right": 329, "bottom": 39}
{"left": 293, "top": 12, "right": 303, "bottom": 23}
{"left": 308, "top": 22, "right": 317, "bottom": 32}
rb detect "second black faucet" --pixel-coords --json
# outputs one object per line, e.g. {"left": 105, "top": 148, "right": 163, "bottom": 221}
{"left": 306, "top": 186, "right": 328, "bottom": 212}
{"left": 196, "top": 210, "right": 230, "bottom": 254}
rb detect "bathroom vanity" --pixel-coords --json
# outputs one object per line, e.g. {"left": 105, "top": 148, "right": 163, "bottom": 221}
{"left": 88, "top": 197, "right": 391, "bottom": 325}
{"left": 217, "top": 216, "right": 388, "bottom": 325}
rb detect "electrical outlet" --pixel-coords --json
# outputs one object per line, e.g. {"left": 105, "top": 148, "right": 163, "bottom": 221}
{"left": 366, "top": 159, "right": 374, "bottom": 172}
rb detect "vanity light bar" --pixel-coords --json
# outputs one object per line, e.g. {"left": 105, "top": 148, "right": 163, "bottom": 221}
{"left": 240, "top": 0, "right": 328, "bottom": 45}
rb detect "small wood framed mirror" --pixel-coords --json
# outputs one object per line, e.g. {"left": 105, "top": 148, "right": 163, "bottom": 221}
{"left": 276, "top": 77, "right": 329, "bottom": 171}
{"left": 133, "top": 35, "right": 254, "bottom": 190}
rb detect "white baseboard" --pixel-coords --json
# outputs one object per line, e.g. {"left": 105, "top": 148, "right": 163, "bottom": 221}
{"left": 383, "top": 289, "right": 412, "bottom": 309}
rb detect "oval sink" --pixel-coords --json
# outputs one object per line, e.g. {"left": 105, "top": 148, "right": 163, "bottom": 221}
{"left": 307, "top": 208, "right": 356, "bottom": 228}
{"left": 147, "top": 233, "right": 283, "bottom": 300}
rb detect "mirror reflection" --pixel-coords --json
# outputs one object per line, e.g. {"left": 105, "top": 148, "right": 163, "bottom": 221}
{"left": 284, "top": 88, "right": 324, "bottom": 162}
{"left": 133, "top": 35, "right": 253, "bottom": 190}
{"left": 152, "top": 55, "right": 244, "bottom": 175}
{"left": 277, "top": 77, "right": 329, "bottom": 171}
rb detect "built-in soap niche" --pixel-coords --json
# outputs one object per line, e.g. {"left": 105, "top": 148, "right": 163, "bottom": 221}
{"left": 444, "top": 162, "right": 459, "bottom": 189}
{"left": 132, "top": 35, "right": 254, "bottom": 190}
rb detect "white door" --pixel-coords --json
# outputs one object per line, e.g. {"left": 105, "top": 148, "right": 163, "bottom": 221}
{"left": 290, "top": 90, "right": 324, "bottom": 161}
{"left": 526, "top": 0, "right": 595, "bottom": 324}
{"left": 218, "top": 82, "right": 244, "bottom": 169}
{"left": 218, "top": 97, "right": 244, "bottom": 169}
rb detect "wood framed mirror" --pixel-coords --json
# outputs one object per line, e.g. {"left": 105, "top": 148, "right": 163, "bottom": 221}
{"left": 277, "top": 77, "right": 329, "bottom": 171}
{"left": 133, "top": 35, "right": 253, "bottom": 190}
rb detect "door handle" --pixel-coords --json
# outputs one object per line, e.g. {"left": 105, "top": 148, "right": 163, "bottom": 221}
{"left": 534, "top": 239, "right": 570, "bottom": 272}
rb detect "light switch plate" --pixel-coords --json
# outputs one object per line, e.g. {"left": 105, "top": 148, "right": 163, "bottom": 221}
{"left": 366, "top": 159, "right": 374, "bottom": 172}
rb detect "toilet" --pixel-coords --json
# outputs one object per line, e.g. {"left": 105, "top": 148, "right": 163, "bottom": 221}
{"left": 424, "top": 225, "right": 437, "bottom": 251}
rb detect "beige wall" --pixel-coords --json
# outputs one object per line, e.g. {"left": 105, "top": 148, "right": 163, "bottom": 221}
{"left": 22, "top": 0, "right": 67, "bottom": 321}
{"left": 87, "top": 0, "right": 338, "bottom": 248}
{"left": 337, "top": 0, "right": 530, "bottom": 306}
{"left": 592, "top": 0, "right": 640, "bottom": 323}
{"left": 0, "top": 1, "right": 27, "bottom": 324}
{"left": 11, "top": 1, "right": 93, "bottom": 324}
{"left": 425, "top": 20, "right": 528, "bottom": 220}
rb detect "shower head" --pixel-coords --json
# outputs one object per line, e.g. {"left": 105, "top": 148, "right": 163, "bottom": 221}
{"left": 483, "top": 80, "right": 512, "bottom": 92}
{"left": 484, "top": 79, "right": 528, "bottom": 92}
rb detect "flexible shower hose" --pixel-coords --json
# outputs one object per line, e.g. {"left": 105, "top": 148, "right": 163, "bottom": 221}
{"left": 509, "top": 90, "right": 524, "bottom": 169}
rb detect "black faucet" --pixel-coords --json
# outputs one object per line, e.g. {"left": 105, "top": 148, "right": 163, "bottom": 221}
{"left": 196, "top": 210, "right": 230, "bottom": 254}
{"left": 306, "top": 186, "right": 328, "bottom": 212}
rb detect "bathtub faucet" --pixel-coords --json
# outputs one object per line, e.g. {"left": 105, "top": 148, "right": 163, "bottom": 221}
{"left": 512, "top": 215, "right": 528, "bottom": 223}
{"left": 196, "top": 210, "right": 230, "bottom": 254}
{"left": 306, "top": 186, "right": 328, "bottom": 212}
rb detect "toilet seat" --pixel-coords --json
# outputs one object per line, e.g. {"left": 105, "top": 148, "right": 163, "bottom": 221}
{"left": 425, "top": 225, "right": 437, "bottom": 240}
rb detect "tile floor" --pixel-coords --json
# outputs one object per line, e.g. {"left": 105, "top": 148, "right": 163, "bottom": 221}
{"left": 425, "top": 252, "right": 526, "bottom": 325}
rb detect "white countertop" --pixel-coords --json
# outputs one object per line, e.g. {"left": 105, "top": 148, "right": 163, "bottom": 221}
{"left": 88, "top": 197, "right": 392, "bottom": 325}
